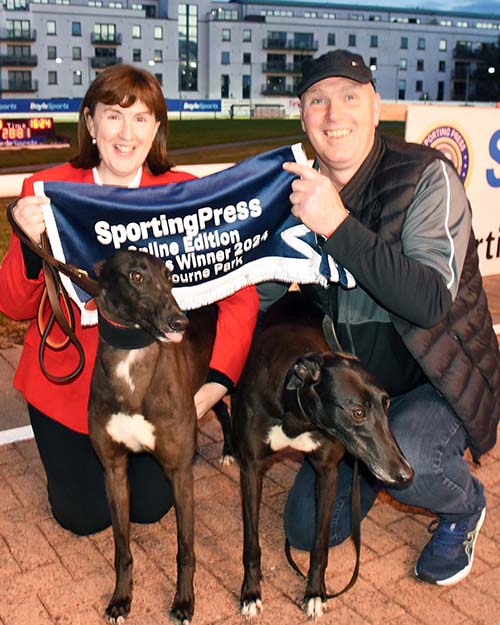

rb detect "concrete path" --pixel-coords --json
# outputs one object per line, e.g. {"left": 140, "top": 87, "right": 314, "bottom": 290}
{"left": 0, "top": 276, "right": 500, "bottom": 624}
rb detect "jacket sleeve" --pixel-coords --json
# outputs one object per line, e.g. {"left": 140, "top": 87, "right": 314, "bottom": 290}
{"left": 322, "top": 160, "right": 470, "bottom": 328}
{"left": 207, "top": 285, "right": 259, "bottom": 389}
{"left": 0, "top": 176, "right": 45, "bottom": 321}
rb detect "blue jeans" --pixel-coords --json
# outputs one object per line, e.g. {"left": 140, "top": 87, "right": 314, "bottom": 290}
{"left": 284, "top": 384, "right": 486, "bottom": 551}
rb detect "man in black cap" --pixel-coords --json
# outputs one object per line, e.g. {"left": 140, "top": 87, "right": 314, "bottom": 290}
{"left": 260, "top": 49, "right": 500, "bottom": 587}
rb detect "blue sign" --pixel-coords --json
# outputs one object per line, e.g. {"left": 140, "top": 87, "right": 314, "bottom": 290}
{"left": 0, "top": 97, "right": 221, "bottom": 115}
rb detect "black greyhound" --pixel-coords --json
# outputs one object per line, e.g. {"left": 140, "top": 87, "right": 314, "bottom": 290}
{"left": 88, "top": 249, "right": 229, "bottom": 624}
{"left": 231, "top": 292, "right": 414, "bottom": 619}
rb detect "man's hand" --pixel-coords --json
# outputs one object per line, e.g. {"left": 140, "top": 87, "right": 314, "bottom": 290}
{"left": 283, "top": 162, "right": 349, "bottom": 237}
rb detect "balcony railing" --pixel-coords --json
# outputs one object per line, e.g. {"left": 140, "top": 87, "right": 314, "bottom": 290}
{"left": 1, "top": 79, "right": 38, "bottom": 92}
{"left": 262, "top": 62, "right": 304, "bottom": 74}
{"left": 0, "top": 53, "right": 37, "bottom": 66}
{"left": 91, "top": 32, "right": 122, "bottom": 45}
{"left": 261, "top": 83, "right": 295, "bottom": 96}
{"left": 0, "top": 28, "right": 36, "bottom": 41}
{"left": 91, "top": 56, "right": 123, "bottom": 68}
{"left": 263, "top": 38, "right": 318, "bottom": 51}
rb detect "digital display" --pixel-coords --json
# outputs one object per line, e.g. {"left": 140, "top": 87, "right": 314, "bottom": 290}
{"left": 0, "top": 117, "right": 55, "bottom": 146}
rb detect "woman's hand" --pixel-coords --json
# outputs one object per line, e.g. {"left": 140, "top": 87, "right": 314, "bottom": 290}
{"left": 12, "top": 196, "right": 48, "bottom": 244}
{"left": 194, "top": 382, "right": 228, "bottom": 420}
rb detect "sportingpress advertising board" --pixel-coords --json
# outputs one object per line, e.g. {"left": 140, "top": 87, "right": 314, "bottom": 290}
{"left": 405, "top": 105, "right": 500, "bottom": 276}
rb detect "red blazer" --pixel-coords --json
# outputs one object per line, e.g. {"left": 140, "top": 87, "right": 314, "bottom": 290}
{"left": 0, "top": 163, "right": 258, "bottom": 434}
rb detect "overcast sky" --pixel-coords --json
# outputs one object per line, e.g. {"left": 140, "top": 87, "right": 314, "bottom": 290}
{"left": 338, "top": 0, "right": 500, "bottom": 15}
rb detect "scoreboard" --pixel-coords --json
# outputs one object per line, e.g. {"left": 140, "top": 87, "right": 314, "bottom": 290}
{"left": 0, "top": 117, "right": 55, "bottom": 146}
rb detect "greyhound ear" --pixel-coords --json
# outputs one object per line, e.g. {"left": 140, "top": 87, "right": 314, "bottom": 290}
{"left": 285, "top": 354, "right": 322, "bottom": 390}
{"left": 93, "top": 259, "right": 107, "bottom": 279}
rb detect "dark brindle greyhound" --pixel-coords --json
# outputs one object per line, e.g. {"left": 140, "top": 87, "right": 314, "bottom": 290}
{"left": 231, "top": 292, "right": 414, "bottom": 619}
{"left": 88, "top": 249, "right": 231, "bottom": 625}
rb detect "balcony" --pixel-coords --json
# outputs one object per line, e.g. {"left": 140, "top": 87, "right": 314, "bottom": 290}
{"left": 0, "top": 28, "right": 36, "bottom": 42}
{"left": 262, "top": 62, "right": 304, "bottom": 74}
{"left": 0, "top": 53, "right": 37, "bottom": 66}
{"left": 261, "top": 83, "right": 295, "bottom": 96}
{"left": 263, "top": 38, "right": 318, "bottom": 52}
{"left": 1, "top": 79, "right": 38, "bottom": 92}
{"left": 91, "top": 32, "right": 122, "bottom": 45}
{"left": 91, "top": 56, "right": 123, "bottom": 68}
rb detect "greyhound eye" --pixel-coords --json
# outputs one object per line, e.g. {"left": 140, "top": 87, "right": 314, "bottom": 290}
{"left": 352, "top": 407, "right": 366, "bottom": 422}
{"left": 129, "top": 270, "right": 144, "bottom": 283}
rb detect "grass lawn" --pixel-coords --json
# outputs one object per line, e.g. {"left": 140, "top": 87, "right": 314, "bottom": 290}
{"left": 0, "top": 119, "right": 404, "bottom": 344}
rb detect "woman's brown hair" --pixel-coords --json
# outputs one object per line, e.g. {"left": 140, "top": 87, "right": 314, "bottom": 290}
{"left": 70, "top": 64, "right": 172, "bottom": 175}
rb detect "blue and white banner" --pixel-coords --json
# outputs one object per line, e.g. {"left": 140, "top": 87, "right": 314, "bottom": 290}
{"left": 39, "top": 144, "right": 355, "bottom": 324}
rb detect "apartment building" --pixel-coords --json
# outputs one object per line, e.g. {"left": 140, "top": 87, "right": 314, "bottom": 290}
{"left": 1, "top": 0, "right": 499, "bottom": 105}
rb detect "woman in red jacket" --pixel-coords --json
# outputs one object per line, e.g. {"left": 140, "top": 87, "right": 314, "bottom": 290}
{"left": 0, "top": 64, "right": 258, "bottom": 535}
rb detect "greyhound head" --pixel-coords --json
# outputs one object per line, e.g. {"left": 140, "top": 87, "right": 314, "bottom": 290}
{"left": 286, "top": 352, "right": 414, "bottom": 486}
{"left": 94, "top": 250, "right": 188, "bottom": 343}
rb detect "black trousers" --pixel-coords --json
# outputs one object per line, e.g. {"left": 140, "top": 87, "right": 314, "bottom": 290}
{"left": 29, "top": 405, "right": 174, "bottom": 535}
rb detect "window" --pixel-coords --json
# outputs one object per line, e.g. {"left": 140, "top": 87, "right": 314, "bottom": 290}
{"left": 439, "top": 39, "right": 447, "bottom": 51}
{"left": 48, "top": 70, "right": 57, "bottom": 84}
{"left": 370, "top": 56, "right": 377, "bottom": 68}
{"left": 8, "top": 69, "right": 32, "bottom": 89}
{"left": 400, "top": 58, "right": 407, "bottom": 70}
{"left": 222, "top": 28, "right": 231, "bottom": 41}
{"left": 47, "top": 20, "right": 56, "bottom": 35}
{"left": 72, "top": 46, "right": 82, "bottom": 61}
{"left": 73, "top": 70, "right": 82, "bottom": 85}
{"left": 154, "top": 73, "right": 163, "bottom": 85}
{"left": 439, "top": 60, "right": 446, "bottom": 72}
{"left": 416, "top": 80, "right": 423, "bottom": 92}
{"left": 221, "top": 74, "right": 229, "bottom": 98}
{"left": 133, "top": 48, "right": 141, "bottom": 62}
{"left": 348, "top": 34, "right": 356, "bottom": 47}
{"left": 243, "top": 52, "right": 251, "bottom": 64}
{"left": 154, "top": 26, "right": 163, "bottom": 39}
{"left": 221, "top": 51, "right": 230, "bottom": 65}
{"left": 94, "top": 23, "right": 117, "bottom": 42}
{"left": 417, "top": 59, "right": 424, "bottom": 71}
{"left": 7, "top": 19, "right": 31, "bottom": 39}
{"left": 398, "top": 78, "right": 406, "bottom": 100}
{"left": 417, "top": 37, "right": 425, "bottom": 50}
{"left": 154, "top": 49, "right": 162, "bottom": 62}
{"left": 327, "top": 33, "right": 335, "bottom": 46}
{"left": 370, "top": 35, "right": 378, "bottom": 48}
{"left": 401, "top": 36, "right": 408, "bottom": 49}
{"left": 47, "top": 45, "right": 57, "bottom": 60}
{"left": 178, "top": 4, "right": 198, "bottom": 91}
{"left": 7, "top": 45, "right": 30, "bottom": 59}
{"left": 242, "top": 74, "right": 251, "bottom": 99}
{"left": 72, "top": 21, "right": 81, "bottom": 36}
{"left": 132, "top": 24, "right": 141, "bottom": 38}
{"left": 437, "top": 80, "right": 445, "bottom": 100}
{"left": 243, "top": 29, "right": 251, "bottom": 42}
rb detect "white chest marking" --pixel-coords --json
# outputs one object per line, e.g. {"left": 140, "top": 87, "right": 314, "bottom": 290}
{"left": 114, "top": 350, "right": 142, "bottom": 393}
{"left": 106, "top": 412, "right": 156, "bottom": 452}
{"left": 265, "top": 425, "right": 321, "bottom": 453}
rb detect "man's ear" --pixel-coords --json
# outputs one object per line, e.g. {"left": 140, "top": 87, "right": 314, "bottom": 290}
{"left": 373, "top": 91, "right": 382, "bottom": 128}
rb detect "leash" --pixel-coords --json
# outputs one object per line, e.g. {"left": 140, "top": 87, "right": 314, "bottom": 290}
{"left": 7, "top": 200, "right": 100, "bottom": 382}
{"left": 284, "top": 386, "right": 362, "bottom": 598}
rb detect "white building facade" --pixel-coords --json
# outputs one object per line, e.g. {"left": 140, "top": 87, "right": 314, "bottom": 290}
{"left": 1, "top": 0, "right": 499, "bottom": 108}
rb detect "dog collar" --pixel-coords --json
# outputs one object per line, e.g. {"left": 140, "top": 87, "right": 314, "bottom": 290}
{"left": 97, "top": 310, "right": 157, "bottom": 350}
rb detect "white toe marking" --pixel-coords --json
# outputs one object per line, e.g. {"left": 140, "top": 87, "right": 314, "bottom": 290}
{"left": 241, "top": 598, "right": 263, "bottom": 618}
{"left": 304, "top": 596, "right": 326, "bottom": 619}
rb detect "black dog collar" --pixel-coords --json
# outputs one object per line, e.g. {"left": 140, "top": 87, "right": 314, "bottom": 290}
{"left": 97, "top": 310, "right": 157, "bottom": 350}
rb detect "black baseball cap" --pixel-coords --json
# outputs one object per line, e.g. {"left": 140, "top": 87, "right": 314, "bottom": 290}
{"left": 296, "top": 49, "right": 373, "bottom": 96}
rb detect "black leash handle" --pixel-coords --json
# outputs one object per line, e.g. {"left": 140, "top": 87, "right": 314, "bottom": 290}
{"left": 284, "top": 458, "right": 362, "bottom": 599}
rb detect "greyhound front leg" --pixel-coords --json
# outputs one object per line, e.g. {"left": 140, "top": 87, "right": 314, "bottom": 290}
{"left": 103, "top": 454, "right": 134, "bottom": 623}
{"left": 239, "top": 461, "right": 264, "bottom": 618}
{"left": 168, "top": 463, "right": 195, "bottom": 624}
{"left": 303, "top": 461, "right": 338, "bottom": 619}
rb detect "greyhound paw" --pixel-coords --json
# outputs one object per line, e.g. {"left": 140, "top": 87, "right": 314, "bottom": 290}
{"left": 170, "top": 599, "right": 194, "bottom": 625}
{"left": 220, "top": 454, "right": 235, "bottom": 467}
{"left": 302, "top": 596, "right": 327, "bottom": 619}
{"left": 105, "top": 598, "right": 131, "bottom": 623}
{"left": 241, "top": 598, "right": 263, "bottom": 619}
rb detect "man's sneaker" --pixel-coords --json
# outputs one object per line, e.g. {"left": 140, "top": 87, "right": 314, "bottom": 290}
{"left": 414, "top": 507, "right": 486, "bottom": 586}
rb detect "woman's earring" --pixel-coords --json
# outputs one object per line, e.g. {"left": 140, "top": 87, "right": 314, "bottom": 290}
{"left": 92, "top": 137, "right": 97, "bottom": 145}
